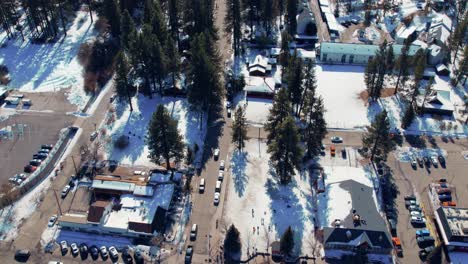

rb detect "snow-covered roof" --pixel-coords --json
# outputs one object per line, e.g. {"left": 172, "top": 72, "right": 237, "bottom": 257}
{"left": 324, "top": 11, "right": 341, "bottom": 32}
{"left": 319, "top": 0, "right": 329, "bottom": 7}
{"left": 428, "top": 44, "right": 442, "bottom": 57}
{"left": 245, "top": 77, "right": 277, "bottom": 94}
{"left": 396, "top": 25, "right": 417, "bottom": 40}
{"left": 320, "top": 42, "right": 420, "bottom": 57}
{"left": 249, "top": 55, "right": 268, "bottom": 69}
{"left": 92, "top": 180, "right": 135, "bottom": 192}
{"left": 436, "top": 64, "right": 449, "bottom": 72}
{"left": 412, "top": 39, "right": 428, "bottom": 49}
{"left": 296, "top": 48, "right": 316, "bottom": 60}
{"left": 149, "top": 172, "right": 171, "bottom": 184}
{"left": 416, "top": 88, "right": 454, "bottom": 112}
{"left": 103, "top": 184, "right": 174, "bottom": 229}
{"left": 133, "top": 185, "right": 154, "bottom": 197}
{"left": 270, "top": 48, "right": 281, "bottom": 57}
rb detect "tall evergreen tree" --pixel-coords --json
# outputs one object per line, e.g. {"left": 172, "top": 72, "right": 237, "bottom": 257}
{"left": 102, "top": 0, "right": 121, "bottom": 37}
{"left": 120, "top": 9, "right": 136, "bottom": 51}
{"left": 225, "top": 0, "right": 243, "bottom": 56}
{"left": 231, "top": 106, "right": 248, "bottom": 150}
{"left": 385, "top": 45, "right": 394, "bottom": 75}
{"left": 285, "top": 53, "right": 304, "bottom": 115}
{"left": 224, "top": 224, "right": 242, "bottom": 258}
{"left": 147, "top": 105, "right": 184, "bottom": 170}
{"left": 401, "top": 105, "right": 415, "bottom": 129}
{"left": 280, "top": 226, "right": 295, "bottom": 255}
{"left": 166, "top": 36, "right": 181, "bottom": 89}
{"left": 449, "top": 14, "right": 467, "bottom": 63}
{"left": 394, "top": 40, "right": 411, "bottom": 95}
{"left": 151, "top": 0, "right": 168, "bottom": 46}
{"left": 150, "top": 37, "right": 168, "bottom": 95}
{"left": 279, "top": 31, "right": 291, "bottom": 69}
{"left": 268, "top": 116, "right": 303, "bottom": 184}
{"left": 362, "top": 110, "right": 395, "bottom": 161}
{"left": 265, "top": 88, "right": 292, "bottom": 142}
{"left": 452, "top": 45, "right": 468, "bottom": 87}
{"left": 286, "top": 0, "right": 297, "bottom": 34}
{"left": 364, "top": 57, "right": 378, "bottom": 101}
{"left": 168, "top": 0, "right": 180, "bottom": 42}
{"left": 420, "top": 77, "right": 434, "bottom": 114}
{"left": 303, "top": 96, "right": 327, "bottom": 158}
{"left": 262, "top": 0, "right": 277, "bottom": 36}
{"left": 143, "top": 0, "right": 155, "bottom": 24}
{"left": 243, "top": 0, "right": 256, "bottom": 39}
{"left": 114, "top": 52, "right": 135, "bottom": 111}
{"left": 298, "top": 59, "right": 317, "bottom": 117}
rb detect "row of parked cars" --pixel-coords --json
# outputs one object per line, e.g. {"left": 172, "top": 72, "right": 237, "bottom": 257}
{"left": 59, "top": 241, "right": 142, "bottom": 263}
{"left": 433, "top": 178, "right": 455, "bottom": 203}
{"left": 410, "top": 154, "right": 445, "bottom": 169}
{"left": 23, "top": 144, "right": 53, "bottom": 174}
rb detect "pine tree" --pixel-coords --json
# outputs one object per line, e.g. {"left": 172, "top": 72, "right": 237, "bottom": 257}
{"left": 149, "top": 37, "right": 168, "bottom": 95}
{"left": 147, "top": 105, "right": 184, "bottom": 170}
{"left": 103, "top": 0, "right": 121, "bottom": 37}
{"left": 225, "top": 0, "right": 243, "bottom": 56}
{"left": 394, "top": 40, "right": 411, "bottom": 95}
{"left": 362, "top": 110, "right": 395, "bottom": 161}
{"left": 286, "top": 0, "right": 297, "bottom": 34}
{"left": 151, "top": 0, "right": 168, "bottom": 46}
{"left": 262, "top": 0, "right": 277, "bottom": 36}
{"left": 449, "top": 14, "right": 467, "bottom": 64}
{"left": 285, "top": 53, "right": 304, "bottom": 115}
{"left": 166, "top": 36, "right": 181, "bottom": 89}
{"left": 297, "top": 59, "right": 317, "bottom": 117}
{"left": 120, "top": 9, "right": 137, "bottom": 51}
{"left": 224, "top": 224, "right": 242, "bottom": 257}
{"left": 371, "top": 41, "right": 388, "bottom": 101}
{"left": 401, "top": 105, "right": 415, "bottom": 129}
{"left": 303, "top": 96, "right": 327, "bottom": 158}
{"left": 279, "top": 31, "right": 291, "bottom": 69}
{"left": 452, "top": 45, "right": 468, "bottom": 87}
{"left": 420, "top": 77, "right": 434, "bottom": 114}
{"left": 265, "top": 88, "right": 292, "bottom": 143}
{"left": 168, "top": 0, "right": 180, "bottom": 42}
{"left": 280, "top": 226, "right": 295, "bottom": 255}
{"left": 243, "top": 0, "right": 256, "bottom": 39}
{"left": 385, "top": 45, "right": 394, "bottom": 75}
{"left": 268, "top": 116, "right": 303, "bottom": 184}
{"left": 114, "top": 52, "right": 135, "bottom": 111}
{"left": 364, "top": 57, "right": 378, "bottom": 101}
{"left": 231, "top": 106, "right": 248, "bottom": 150}
{"left": 143, "top": 0, "right": 155, "bottom": 24}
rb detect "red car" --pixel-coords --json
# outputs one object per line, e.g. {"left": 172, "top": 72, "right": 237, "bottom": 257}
{"left": 24, "top": 165, "right": 37, "bottom": 173}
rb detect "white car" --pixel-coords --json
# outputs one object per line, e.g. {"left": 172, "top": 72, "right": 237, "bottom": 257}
{"left": 411, "top": 216, "right": 426, "bottom": 224}
{"left": 48, "top": 215, "right": 58, "bottom": 227}
{"left": 60, "top": 241, "right": 68, "bottom": 253}
{"left": 70, "top": 243, "right": 79, "bottom": 255}
{"left": 219, "top": 160, "right": 225, "bottom": 170}
{"left": 411, "top": 158, "right": 417, "bottom": 168}
{"left": 410, "top": 211, "right": 424, "bottom": 217}
{"left": 90, "top": 131, "right": 98, "bottom": 141}
{"left": 218, "top": 171, "right": 224, "bottom": 181}
{"left": 213, "top": 148, "right": 220, "bottom": 160}
{"left": 108, "top": 246, "right": 118, "bottom": 259}
{"left": 431, "top": 156, "right": 438, "bottom": 167}
{"left": 99, "top": 246, "right": 108, "bottom": 258}
{"left": 214, "top": 192, "right": 220, "bottom": 205}
{"left": 330, "top": 136, "right": 343, "bottom": 143}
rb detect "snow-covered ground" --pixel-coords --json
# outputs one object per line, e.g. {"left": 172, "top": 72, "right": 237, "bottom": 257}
{"left": 105, "top": 95, "right": 206, "bottom": 166}
{"left": 316, "top": 65, "right": 369, "bottom": 129}
{"left": 0, "top": 10, "right": 96, "bottom": 109}
{"left": 224, "top": 140, "right": 317, "bottom": 257}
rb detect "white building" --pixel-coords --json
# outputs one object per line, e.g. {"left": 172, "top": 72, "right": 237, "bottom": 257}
{"left": 319, "top": 42, "right": 421, "bottom": 64}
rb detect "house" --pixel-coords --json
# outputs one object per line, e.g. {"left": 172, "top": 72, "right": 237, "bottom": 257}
{"left": 434, "top": 207, "right": 468, "bottom": 253}
{"left": 320, "top": 6, "right": 341, "bottom": 39}
{"left": 296, "top": 1, "right": 317, "bottom": 43}
{"left": 395, "top": 25, "right": 418, "bottom": 44}
{"left": 416, "top": 86, "right": 454, "bottom": 116}
{"left": 248, "top": 55, "right": 271, "bottom": 77}
{"left": 319, "top": 42, "right": 420, "bottom": 64}
{"left": 323, "top": 228, "right": 393, "bottom": 255}
{"left": 244, "top": 77, "right": 278, "bottom": 99}
{"left": 436, "top": 64, "right": 450, "bottom": 76}
{"left": 427, "top": 15, "right": 452, "bottom": 48}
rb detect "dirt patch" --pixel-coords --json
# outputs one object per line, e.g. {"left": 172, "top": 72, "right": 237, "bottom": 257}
{"left": 359, "top": 87, "right": 396, "bottom": 103}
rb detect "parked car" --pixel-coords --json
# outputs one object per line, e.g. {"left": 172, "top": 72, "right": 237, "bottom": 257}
{"left": 416, "top": 156, "right": 424, "bottom": 167}
{"left": 33, "top": 153, "right": 48, "bottom": 160}
{"left": 341, "top": 149, "right": 347, "bottom": 159}
{"left": 90, "top": 131, "right": 98, "bottom": 141}
{"left": 38, "top": 148, "right": 50, "bottom": 154}
{"left": 199, "top": 178, "right": 205, "bottom": 193}
{"left": 29, "top": 159, "right": 42, "bottom": 166}
{"left": 185, "top": 246, "right": 193, "bottom": 264}
{"left": 423, "top": 156, "right": 431, "bottom": 167}
{"left": 219, "top": 160, "right": 225, "bottom": 170}
{"left": 409, "top": 205, "right": 422, "bottom": 212}
{"left": 190, "top": 224, "right": 198, "bottom": 241}
{"left": 60, "top": 241, "right": 68, "bottom": 254}
{"left": 330, "top": 145, "right": 336, "bottom": 156}
{"left": 404, "top": 195, "right": 416, "bottom": 201}
{"left": 410, "top": 211, "right": 424, "bottom": 217}
{"left": 437, "top": 188, "right": 451, "bottom": 195}
{"left": 226, "top": 101, "right": 231, "bottom": 109}
{"left": 419, "top": 246, "right": 435, "bottom": 261}
{"left": 24, "top": 165, "right": 37, "bottom": 173}
{"left": 41, "top": 144, "right": 53, "bottom": 150}
{"left": 227, "top": 108, "right": 232, "bottom": 118}
{"left": 108, "top": 246, "right": 119, "bottom": 259}
{"left": 417, "top": 236, "right": 435, "bottom": 248}
{"left": 442, "top": 201, "right": 456, "bottom": 207}
{"left": 70, "top": 243, "right": 79, "bottom": 256}
{"left": 79, "top": 243, "right": 88, "bottom": 257}
{"left": 134, "top": 250, "right": 144, "bottom": 264}
{"left": 214, "top": 192, "right": 220, "bottom": 205}
{"left": 438, "top": 155, "right": 445, "bottom": 166}
{"left": 439, "top": 194, "right": 452, "bottom": 202}
{"left": 431, "top": 156, "right": 438, "bottom": 167}
{"left": 411, "top": 216, "right": 426, "bottom": 225}
{"left": 405, "top": 199, "right": 418, "bottom": 208}
{"left": 14, "top": 249, "right": 31, "bottom": 261}
{"left": 411, "top": 158, "right": 417, "bottom": 168}
{"left": 61, "top": 185, "right": 71, "bottom": 198}
{"left": 392, "top": 237, "right": 403, "bottom": 257}
{"left": 121, "top": 247, "right": 133, "bottom": 263}
{"left": 99, "top": 246, "right": 108, "bottom": 259}
{"left": 439, "top": 178, "right": 447, "bottom": 183}
{"left": 330, "top": 136, "right": 343, "bottom": 143}
{"left": 218, "top": 171, "right": 224, "bottom": 181}
{"left": 213, "top": 148, "right": 220, "bottom": 160}
{"left": 416, "top": 229, "right": 431, "bottom": 238}
{"left": 48, "top": 215, "right": 57, "bottom": 227}
{"left": 89, "top": 245, "right": 99, "bottom": 260}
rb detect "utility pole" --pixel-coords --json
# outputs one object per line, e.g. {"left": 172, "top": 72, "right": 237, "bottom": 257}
{"left": 53, "top": 189, "right": 63, "bottom": 216}
{"left": 71, "top": 155, "right": 78, "bottom": 175}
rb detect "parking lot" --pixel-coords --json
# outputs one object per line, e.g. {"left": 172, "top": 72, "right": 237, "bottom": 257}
{"left": 386, "top": 138, "right": 467, "bottom": 263}
{"left": 0, "top": 112, "right": 74, "bottom": 187}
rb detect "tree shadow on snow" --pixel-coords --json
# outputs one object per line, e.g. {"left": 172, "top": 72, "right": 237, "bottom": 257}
{"left": 230, "top": 150, "right": 249, "bottom": 197}
{"left": 265, "top": 165, "right": 307, "bottom": 255}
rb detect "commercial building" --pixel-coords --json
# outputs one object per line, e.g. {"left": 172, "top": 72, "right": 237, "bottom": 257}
{"left": 319, "top": 42, "right": 421, "bottom": 64}
{"left": 434, "top": 207, "right": 468, "bottom": 253}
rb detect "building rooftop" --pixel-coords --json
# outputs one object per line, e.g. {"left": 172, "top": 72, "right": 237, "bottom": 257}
{"left": 92, "top": 179, "right": 136, "bottom": 193}
{"left": 436, "top": 207, "right": 468, "bottom": 245}
{"left": 59, "top": 213, "right": 88, "bottom": 225}
{"left": 324, "top": 228, "right": 392, "bottom": 250}
{"left": 320, "top": 42, "right": 421, "bottom": 57}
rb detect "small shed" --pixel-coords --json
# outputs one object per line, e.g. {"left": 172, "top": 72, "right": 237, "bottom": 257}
{"left": 435, "top": 64, "right": 450, "bottom": 76}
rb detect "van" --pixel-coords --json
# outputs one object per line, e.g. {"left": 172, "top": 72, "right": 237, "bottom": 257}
{"left": 190, "top": 224, "right": 198, "bottom": 241}
{"left": 199, "top": 178, "right": 205, "bottom": 193}
{"left": 215, "top": 180, "right": 222, "bottom": 192}
{"left": 330, "top": 145, "right": 336, "bottom": 156}
{"left": 14, "top": 249, "right": 30, "bottom": 261}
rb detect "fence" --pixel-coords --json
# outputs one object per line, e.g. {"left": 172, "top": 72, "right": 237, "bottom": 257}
{"left": 0, "top": 127, "right": 75, "bottom": 209}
